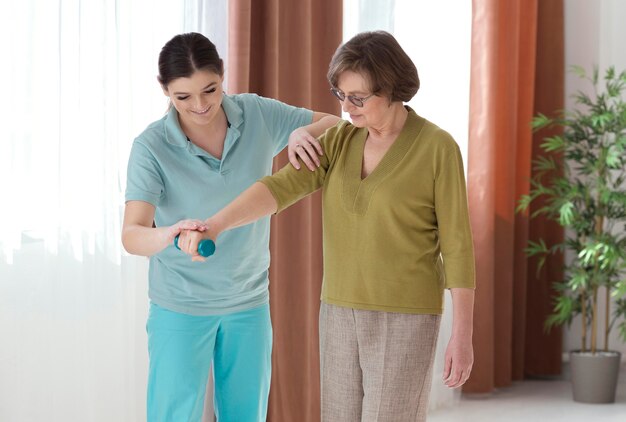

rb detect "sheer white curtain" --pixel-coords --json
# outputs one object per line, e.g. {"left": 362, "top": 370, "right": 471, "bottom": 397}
{"left": 0, "top": 1, "right": 226, "bottom": 421}
{"left": 343, "top": 0, "right": 472, "bottom": 411}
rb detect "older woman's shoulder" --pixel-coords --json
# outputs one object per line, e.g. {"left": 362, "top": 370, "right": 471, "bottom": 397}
{"left": 415, "top": 116, "right": 459, "bottom": 151}
{"left": 330, "top": 118, "right": 365, "bottom": 138}
{"left": 313, "top": 118, "right": 363, "bottom": 159}
{"left": 323, "top": 118, "right": 363, "bottom": 143}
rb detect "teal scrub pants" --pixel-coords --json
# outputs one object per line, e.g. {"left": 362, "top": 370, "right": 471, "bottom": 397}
{"left": 146, "top": 303, "right": 272, "bottom": 422}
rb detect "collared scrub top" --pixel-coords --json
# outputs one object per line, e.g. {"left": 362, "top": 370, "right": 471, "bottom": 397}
{"left": 125, "top": 93, "right": 313, "bottom": 315}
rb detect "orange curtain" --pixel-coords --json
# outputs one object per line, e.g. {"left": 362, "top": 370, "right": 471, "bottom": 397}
{"left": 466, "top": 0, "right": 564, "bottom": 393}
{"left": 228, "top": 1, "right": 342, "bottom": 420}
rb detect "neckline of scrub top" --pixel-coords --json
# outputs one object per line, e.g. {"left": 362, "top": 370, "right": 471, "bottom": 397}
{"left": 163, "top": 94, "right": 244, "bottom": 168}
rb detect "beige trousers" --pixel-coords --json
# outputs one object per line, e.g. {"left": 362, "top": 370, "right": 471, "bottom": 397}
{"left": 319, "top": 303, "right": 441, "bottom": 422}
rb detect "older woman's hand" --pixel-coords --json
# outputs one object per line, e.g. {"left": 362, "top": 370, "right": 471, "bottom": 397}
{"left": 287, "top": 127, "right": 324, "bottom": 171}
{"left": 177, "top": 227, "right": 215, "bottom": 262}
{"left": 165, "top": 219, "right": 207, "bottom": 245}
{"left": 443, "top": 334, "right": 474, "bottom": 388}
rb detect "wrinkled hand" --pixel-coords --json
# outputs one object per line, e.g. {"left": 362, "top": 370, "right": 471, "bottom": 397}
{"left": 287, "top": 127, "right": 324, "bottom": 171}
{"left": 177, "top": 227, "right": 216, "bottom": 262}
{"left": 443, "top": 335, "right": 474, "bottom": 388}
{"left": 165, "top": 219, "right": 207, "bottom": 245}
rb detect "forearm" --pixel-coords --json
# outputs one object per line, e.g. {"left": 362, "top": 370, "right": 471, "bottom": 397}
{"left": 306, "top": 113, "right": 341, "bottom": 137}
{"left": 208, "top": 182, "right": 278, "bottom": 238}
{"left": 122, "top": 225, "right": 169, "bottom": 257}
{"left": 450, "top": 288, "right": 475, "bottom": 339}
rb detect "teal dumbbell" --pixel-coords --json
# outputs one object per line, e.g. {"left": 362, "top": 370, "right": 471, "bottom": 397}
{"left": 174, "top": 235, "right": 216, "bottom": 257}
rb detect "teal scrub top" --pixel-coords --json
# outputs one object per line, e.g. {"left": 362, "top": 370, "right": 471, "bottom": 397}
{"left": 125, "top": 93, "right": 313, "bottom": 315}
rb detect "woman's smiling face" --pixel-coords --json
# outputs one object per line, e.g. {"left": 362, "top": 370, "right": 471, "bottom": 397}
{"left": 162, "top": 70, "right": 224, "bottom": 127}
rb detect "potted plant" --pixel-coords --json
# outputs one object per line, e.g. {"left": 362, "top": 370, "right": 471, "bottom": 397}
{"left": 517, "top": 66, "right": 626, "bottom": 403}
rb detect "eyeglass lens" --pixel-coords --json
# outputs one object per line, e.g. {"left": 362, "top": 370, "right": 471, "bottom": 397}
{"left": 331, "top": 88, "right": 365, "bottom": 107}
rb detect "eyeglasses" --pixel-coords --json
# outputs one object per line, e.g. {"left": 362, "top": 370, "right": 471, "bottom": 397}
{"left": 330, "top": 87, "right": 375, "bottom": 107}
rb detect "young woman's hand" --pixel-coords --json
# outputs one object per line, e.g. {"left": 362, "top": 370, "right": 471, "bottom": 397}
{"left": 287, "top": 127, "right": 324, "bottom": 171}
{"left": 164, "top": 219, "right": 208, "bottom": 246}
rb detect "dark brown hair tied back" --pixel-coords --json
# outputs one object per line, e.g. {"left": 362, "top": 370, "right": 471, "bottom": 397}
{"left": 157, "top": 32, "right": 224, "bottom": 87}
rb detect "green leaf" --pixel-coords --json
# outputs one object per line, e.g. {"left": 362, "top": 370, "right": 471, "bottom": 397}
{"left": 578, "top": 244, "right": 597, "bottom": 266}
{"left": 570, "top": 64, "right": 587, "bottom": 79}
{"left": 559, "top": 201, "right": 575, "bottom": 225}
{"left": 517, "top": 194, "right": 532, "bottom": 213}
{"left": 605, "top": 66, "right": 616, "bottom": 81}
{"left": 606, "top": 146, "right": 622, "bottom": 168}
{"left": 611, "top": 280, "right": 626, "bottom": 298}
{"left": 541, "top": 136, "right": 566, "bottom": 152}
{"left": 590, "top": 113, "right": 612, "bottom": 128}
{"left": 533, "top": 156, "right": 558, "bottom": 172}
{"left": 525, "top": 239, "right": 550, "bottom": 275}
{"left": 531, "top": 113, "right": 552, "bottom": 130}
{"left": 525, "top": 239, "right": 549, "bottom": 257}
{"left": 546, "top": 296, "right": 575, "bottom": 331}
{"left": 569, "top": 270, "right": 590, "bottom": 291}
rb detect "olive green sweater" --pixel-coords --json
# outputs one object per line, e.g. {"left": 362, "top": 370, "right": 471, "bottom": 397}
{"left": 260, "top": 109, "right": 475, "bottom": 314}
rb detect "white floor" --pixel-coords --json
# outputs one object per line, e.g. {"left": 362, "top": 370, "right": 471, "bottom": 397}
{"left": 428, "top": 363, "right": 626, "bottom": 421}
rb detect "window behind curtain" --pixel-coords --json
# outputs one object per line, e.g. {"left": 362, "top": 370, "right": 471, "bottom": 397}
{"left": 0, "top": 0, "right": 228, "bottom": 264}
{"left": 0, "top": 2, "right": 227, "bottom": 421}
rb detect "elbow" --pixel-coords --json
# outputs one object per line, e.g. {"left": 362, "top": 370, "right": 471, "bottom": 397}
{"left": 121, "top": 233, "right": 130, "bottom": 254}
{"left": 121, "top": 229, "right": 134, "bottom": 255}
{"left": 313, "top": 112, "right": 340, "bottom": 124}
{"left": 321, "top": 114, "right": 341, "bottom": 126}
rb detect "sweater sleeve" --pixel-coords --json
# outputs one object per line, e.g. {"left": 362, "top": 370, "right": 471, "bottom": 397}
{"left": 434, "top": 133, "right": 476, "bottom": 289}
{"left": 260, "top": 121, "right": 344, "bottom": 213}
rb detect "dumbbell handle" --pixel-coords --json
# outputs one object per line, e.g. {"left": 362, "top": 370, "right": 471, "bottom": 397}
{"left": 174, "top": 235, "right": 216, "bottom": 257}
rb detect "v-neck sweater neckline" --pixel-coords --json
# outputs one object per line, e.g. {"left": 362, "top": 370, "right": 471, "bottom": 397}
{"left": 343, "top": 110, "right": 425, "bottom": 215}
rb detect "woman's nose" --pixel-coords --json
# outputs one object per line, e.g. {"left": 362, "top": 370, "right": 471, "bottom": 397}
{"left": 341, "top": 98, "right": 354, "bottom": 113}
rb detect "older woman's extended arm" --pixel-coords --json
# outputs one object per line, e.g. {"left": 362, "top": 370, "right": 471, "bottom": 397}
{"left": 178, "top": 122, "right": 343, "bottom": 261}
{"left": 175, "top": 182, "right": 278, "bottom": 261}
{"left": 209, "top": 182, "right": 277, "bottom": 235}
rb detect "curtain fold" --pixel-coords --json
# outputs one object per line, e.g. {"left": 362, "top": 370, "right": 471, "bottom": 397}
{"left": 228, "top": 1, "right": 342, "bottom": 420}
{"left": 524, "top": 0, "right": 566, "bottom": 377}
{"left": 466, "top": 0, "right": 564, "bottom": 394}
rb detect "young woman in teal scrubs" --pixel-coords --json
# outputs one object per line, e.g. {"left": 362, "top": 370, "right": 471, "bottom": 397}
{"left": 121, "top": 32, "right": 339, "bottom": 422}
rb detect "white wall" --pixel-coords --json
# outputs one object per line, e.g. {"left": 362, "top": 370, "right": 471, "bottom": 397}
{"left": 563, "top": 0, "right": 626, "bottom": 357}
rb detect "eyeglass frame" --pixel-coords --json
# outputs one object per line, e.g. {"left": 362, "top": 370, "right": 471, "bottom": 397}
{"left": 329, "top": 87, "right": 375, "bottom": 107}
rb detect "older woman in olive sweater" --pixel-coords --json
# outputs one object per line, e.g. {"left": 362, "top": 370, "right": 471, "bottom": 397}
{"left": 178, "top": 31, "right": 475, "bottom": 422}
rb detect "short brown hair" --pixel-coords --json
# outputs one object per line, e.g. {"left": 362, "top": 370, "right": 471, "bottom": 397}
{"left": 327, "top": 31, "right": 419, "bottom": 102}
